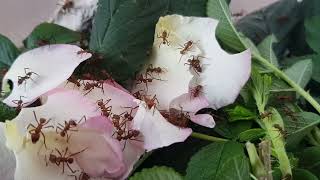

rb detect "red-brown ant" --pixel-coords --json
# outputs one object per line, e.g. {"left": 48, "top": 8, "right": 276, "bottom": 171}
{"left": 276, "top": 95, "right": 293, "bottom": 102}
{"left": 12, "top": 96, "right": 28, "bottom": 113}
{"left": 260, "top": 111, "right": 273, "bottom": 119}
{"left": 17, "top": 68, "right": 39, "bottom": 89}
{"left": 273, "top": 124, "right": 288, "bottom": 138}
{"left": 58, "top": 0, "right": 74, "bottom": 13}
{"left": 132, "top": 90, "right": 145, "bottom": 100}
{"left": 161, "top": 108, "right": 190, "bottom": 128}
{"left": 82, "top": 80, "right": 104, "bottom": 95}
{"left": 27, "top": 111, "right": 54, "bottom": 148}
{"left": 100, "top": 70, "right": 116, "bottom": 85}
{"left": 66, "top": 75, "right": 82, "bottom": 88}
{"left": 146, "top": 64, "right": 166, "bottom": 76}
{"left": 70, "top": 172, "right": 89, "bottom": 180}
{"left": 48, "top": 147, "right": 87, "bottom": 173}
{"left": 282, "top": 106, "right": 299, "bottom": 122}
{"left": 56, "top": 116, "right": 86, "bottom": 141}
{"left": 96, "top": 99, "right": 112, "bottom": 117}
{"left": 157, "top": 30, "right": 170, "bottom": 48}
{"left": 135, "top": 74, "right": 161, "bottom": 90}
{"left": 190, "top": 85, "right": 203, "bottom": 98}
{"left": 143, "top": 95, "right": 159, "bottom": 110}
{"left": 185, "top": 56, "right": 203, "bottom": 74}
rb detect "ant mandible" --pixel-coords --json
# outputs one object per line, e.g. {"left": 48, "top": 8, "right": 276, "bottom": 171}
{"left": 27, "top": 111, "right": 54, "bottom": 148}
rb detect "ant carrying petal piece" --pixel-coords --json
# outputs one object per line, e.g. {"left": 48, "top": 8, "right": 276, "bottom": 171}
{"left": 2, "top": 44, "right": 92, "bottom": 107}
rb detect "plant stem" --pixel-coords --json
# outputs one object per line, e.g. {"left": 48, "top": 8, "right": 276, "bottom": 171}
{"left": 191, "top": 132, "right": 228, "bottom": 142}
{"left": 254, "top": 54, "right": 320, "bottom": 114}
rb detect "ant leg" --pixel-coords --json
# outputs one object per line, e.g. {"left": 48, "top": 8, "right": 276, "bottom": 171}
{"left": 69, "top": 147, "right": 88, "bottom": 157}
{"left": 78, "top": 115, "right": 86, "bottom": 124}
{"left": 122, "top": 140, "right": 127, "bottom": 151}
{"left": 27, "top": 124, "right": 36, "bottom": 130}
{"left": 68, "top": 174, "right": 77, "bottom": 180}
{"left": 66, "top": 163, "right": 77, "bottom": 173}
{"left": 40, "top": 131, "right": 48, "bottom": 149}
{"left": 32, "top": 111, "right": 40, "bottom": 124}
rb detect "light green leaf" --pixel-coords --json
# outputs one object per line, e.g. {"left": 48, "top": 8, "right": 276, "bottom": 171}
{"left": 305, "top": 16, "right": 320, "bottom": 53}
{"left": 238, "top": 128, "right": 265, "bottom": 142}
{"left": 23, "top": 23, "right": 81, "bottom": 49}
{"left": 130, "top": 166, "right": 183, "bottom": 180}
{"left": 285, "top": 112, "right": 320, "bottom": 149}
{"left": 186, "top": 141, "right": 250, "bottom": 180}
{"left": 257, "top": 35, "right": 279, "bottom": 67}
{"left": 284, "top": 59, "right": 313, "bottom": 89}
{"left": 226, "top": 105, "right": 256, "bottom": 122}
{"left": 239, "top": 33, "right": 260, "bottom": 56}
{"left": 0, "top": 34, "right": 20, "bottom": 68}
{"left": 207, "top": 0, "right": 245, "bottom": 51}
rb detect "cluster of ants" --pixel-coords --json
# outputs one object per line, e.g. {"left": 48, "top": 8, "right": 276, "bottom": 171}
{"left": 26, "top": 110, "right": 90, "bottom": 180}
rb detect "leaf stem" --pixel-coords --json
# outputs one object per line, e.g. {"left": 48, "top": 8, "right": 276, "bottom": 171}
{"left": 254, "top": 54, "right": 320, "bottom": 113}
{"left": 191, "top": 132, "right": 228, "bottom": 142}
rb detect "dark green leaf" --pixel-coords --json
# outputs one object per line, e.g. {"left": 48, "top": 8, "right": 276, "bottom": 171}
{"left": 285, "top": 112, "right": 320, "bottom": 149}
{"left": 292, "top": 169, "right": 318, "bottom": 180}
{"left": 226, "top": 105, "right": 256, "bottom": 122}
{"left": 238, "top": 128, "right": 265, "bottom": 142}
{"left": 298, "top": 147, "right": 320, "bottom": 177}
{"left": 23, "top": 23, "right": 81, "bottom": 49}
{"left": 186, "top": 141, "right": 249, "bottom": 180}
{"left": 305, "top": 16, "right": 320, "bottom": 53}
{"left": 257, "top": 34, "right": 279, "bottom": 67}
{"left": 89, "top": 0, "right": 206, "bottom": 82}
{"left": 284, "top": 59, "right": 313, "bottom": 89}
{"left": 0, "top": 34, "right": 20, "bottom": 68}
{"left": 214, "top": 120, "right": 252, "bottom": 139}
{"left": 312, "top": 54, "right": 320, "bottom": 83}
{"left": 130, "top": 166, "right": 183, "bottom": 180}
{"left": 207, "top": 0, "right": 245, "bottom": 51}
{"left": 0, "top": 102, "right": 17, "bottom": 121}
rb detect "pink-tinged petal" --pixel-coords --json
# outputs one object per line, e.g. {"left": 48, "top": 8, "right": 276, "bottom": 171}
{"left": 0, "top": 123, "right": 15, "bottom": 180}
{"left": 169, "top": 93, "right": 215, "bottom": 128}
{"left": 132, "top": 100, "right": 192, "bottom": 151}
{"left": 64, "top": 80, "right": 137, "bottom": 115}
{"left": 13, "top": 89, "right": 100, "bottom": 134}
{"left": 199, "top": 50, "right": 251, "bottom": 109}
{"left": 2, "top": 44, "right": 91, "bottom": 107}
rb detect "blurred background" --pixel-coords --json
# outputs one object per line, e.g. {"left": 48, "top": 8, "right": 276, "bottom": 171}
{"left": 0, "top": 0, "right": 279, "bottom": 46}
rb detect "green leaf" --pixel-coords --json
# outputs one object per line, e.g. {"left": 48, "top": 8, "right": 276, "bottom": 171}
{"left": 0, "top": 102, "right": 17, "bottom": 121}
{"left": 292, "top": 169, "right": 318, "bottom": 180}
{"left": 284, "top": 59, "right": 313, "bottom": 89}
{"left": 207, "top": 0, "right": 245, "bottom": 51}
{"left": 226, "top": 105, "right": 256, "bottom": 122}
{"left": 257, "top": 35, "right": 279, "bottom": 67}
{"left": 186, "top": 141, "right": 250, "bottom": 180}
{"left": 298, "top": 147, "right": 320, "bottom": 177}
{"left": 214, "top": 120, "right": 252, "bottom": 139}
{"left": 0, "top": 34, "right": 20, "bottom": 68}
{"left": 239, "top": 33, "right": 260, "bottom": 56}
{"left": 312, "top": 54, "right": 320, "bottom": 83}
{"left": 130, "top": 166, "right": 183, "bottom": 180}
{"left": 89, "top": 0, "right": 206, "bottom": 82}
{"left": 305, "top": 16, "right": 320, "bottom": 53}
{"left": 23, "top": 23, "right": 81, "bottom": 49}
{"left": 285, "top": 112, "right": 320, "bottom": 149}
{"left": 238, "top": 128, "right": 265, "bottom": 142}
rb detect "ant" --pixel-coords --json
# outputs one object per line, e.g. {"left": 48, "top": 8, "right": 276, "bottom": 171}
{"left": 69, "top": 172, "right": 90, "bottom": 180}
{"left": 96, "top": 99, "right": 112, "bottom": 117}
{"left": 76, "top": 50, "right": 91, "bottom": 56}
{"left": 27, "top": 111, "right": 54, "bottom": 148}
{"left": 143, "top": 95, "right": 159, "bottom": 110}
{"left": 178, "top": 40, "right": 196, "bottom": 61}
{"left": 282, "top": 106, "right": 299, "bottom": 122}
{"left": 132, "top": 90, "right": 145, "bottom": 100}
{"left": 56, "top": 116, "right": 86, "bottom": 141}
{"left": 161, "top": 108, "right": 190, "bottom": 128}
{"left": 185, "top": 55, "right": 203, "bottom": 74}
{"left": 58, "top": 0, "right": 74, "bottom": 13}
{"left": 82, "top": 81, "right": 104, "bottom": 95}
{"left": 66, "top": 75, "right": 82, "bottom": 88}
{"left": 17, "top": 68, "right": 39, "bottom": 89}
{"left": 121, "top": 106, "right": 139, "bottom": 122}
{"left": 273, "top": 124, "right": 289, "bottom": 138}
{"left": 100, "top": 70, "right": 116, "bottom": 85}
{"left": 157, "top": 30, "right": 170, "bottom": 48}
{"left": 260, "top": 111, "right": 272, "bottom": 119}
{"left": 48, "top": 147, "right": 87, "bottom": 173}
{"left": 146, "top": 64, "right": 166, "bottom": 76}
{"left": 12, "top": 96, "right": 28, "bottom": 113}
{"left": 190, "top": 85, "right": 203, "bottom": 98}
{"left": 135, "top": 74, "right": 161, "bottom": 90}
{"left": 276, "top": 95, "right": 293, "bottom": 102}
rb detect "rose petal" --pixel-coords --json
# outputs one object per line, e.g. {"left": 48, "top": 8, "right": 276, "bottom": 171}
{"left": 0, "top": 123, "right": 15, "bottom": 180}
{"left": 170, "top": 93, "right": 215, "bottom": 128}
{"left": 132, "top": 100, "right": 192, "bottom": 151}
{"left": 3, "top": 44, "right": 91, "bottom": 107}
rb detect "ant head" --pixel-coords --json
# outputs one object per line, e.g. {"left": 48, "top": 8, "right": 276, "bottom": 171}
{"left": 60, "top": 131, "right": 66, "bottom": 137}
{"left": 132, "top": 130, "right": 140, "bottom": 136}
{"left": 49, "top": 154, "right": 57, "bottom": 162}
{"left": 67, "top": 158, "right": 74, "bottom": 164}
{"left": 69, "top": 120, "right": 77, "bottom": 126}
{"left": 17, "top": 79, "right": 23, "bottom": 85}
{"left": 39, "top": 118, "right": 46, "bottom": 124}
{"left": 31, "top": 133, "right": 40, "bottom": 143}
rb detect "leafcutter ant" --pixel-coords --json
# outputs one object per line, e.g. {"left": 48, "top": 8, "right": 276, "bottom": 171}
{"left": 48, "top": 147, "right": 87, "bottom": 173}
{"left": 12, "top": 96, "right": 28, "bottom": 113}
{"left": 143, "top": 94, "right": 159, "bottom": 110}
{"left": 260, "top": 111, "right": 272, "bottom": 119}
{"left": 178, "top": 40, "right": 197, "bottom": 62}
{"left": 58, "top": 0, "right": 74, "bottom": 13}
{"left": 96, "top": 99, "right": 112, "bottom": 117}
{"left": 157, "top": 30, "right": 170, "bottom": 48}
{"left": 273, "top": 124, "right": 289, "bottom": 138}
{"left": 56, "top": 116, "right": 86, "bottom": 141}
{"left": 135, "top": 74, "right": 162, "bottom": 90}
{"left": 146, "top": 64, "right": 166, "bottom": 76}
{"left": 190, "top": 85, "right": 203, "bottom": 98}
{"left": 276, "top": 95, "right": 293, "bottom": 102}
{"left": 161, "top": 108, "right": 190, "bottom": 128}
{"left": 27, "top": 111, "right": 54, "bottom": 148}
{"left": 132, "top": 90, "right": 145, "bottom": 100}
{"left": 17, "top": 68, "right": 39, "bottom": 90}
{"left": 66, "top": 75, "right": 82, "bottom": 88}
{"left": 185, "top": 55, "right": 203, "bottom": 74}
{"left": 82, "top": 80, "right": 104, "bottom": 95}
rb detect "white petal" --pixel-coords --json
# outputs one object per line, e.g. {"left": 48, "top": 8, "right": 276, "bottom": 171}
{"left": 132, "top": 100, "right": 192, "bottom": 151}
{"left": 2, "top": 45, "right": 91, "bottom": 107}
{"left": 0, "top": 123, "right": 15, "bottom": 180}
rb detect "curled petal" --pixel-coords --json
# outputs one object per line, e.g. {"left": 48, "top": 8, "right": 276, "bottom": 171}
{"left": 170, "top": 93, "right": 215, "bottom": 128}
{"left": 2, "top": 44, "right": 91, "bottom": 107}
{"left": 132, "top": 100, "right": 192, "bottom": 151}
